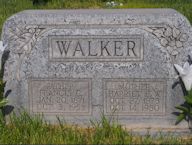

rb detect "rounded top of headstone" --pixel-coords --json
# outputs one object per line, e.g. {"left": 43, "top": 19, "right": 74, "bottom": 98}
{"left": 6, "top": 9, "right": 182, "bottom": 21}
{"left": 18, "top": 8, "right": 178, "bottom": 14}
{"left": 2, "top": 9, "right": 191, "bottom": 40}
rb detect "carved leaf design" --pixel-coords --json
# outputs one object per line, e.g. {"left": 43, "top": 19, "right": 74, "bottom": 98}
{"left": 173, "top": 27, "right": 180, "bottom": 38}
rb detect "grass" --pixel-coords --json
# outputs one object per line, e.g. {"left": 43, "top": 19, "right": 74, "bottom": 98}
{"left": 0, "top": 0, "right": 192, "bottom": 35}
{"left": 0, "top": 111, "right": 192, "bottom": 144}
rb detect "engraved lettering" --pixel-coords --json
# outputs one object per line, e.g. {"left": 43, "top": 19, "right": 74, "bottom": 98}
{"left": 30, "top": 79, "right": 91, "bottom": 115}
{"left": 104, "top": 79, "right": 166, "bottom": 115}
{"left": 100, "top": 41, "right": 111, "bottom": 56}
{"left": 73, "top": 41, "right": 85, "bottom": 56}
{"left": 50, "top": 35, "right": 143, "bottom": 61}
{"left": 127, "top": 41, "right": 137, "bottom": 56}
{"left": 114, "top": 41, "right": 123, "bottom": 56}
{"left": 56, "top": 41, "right": 71, "bottom": 56}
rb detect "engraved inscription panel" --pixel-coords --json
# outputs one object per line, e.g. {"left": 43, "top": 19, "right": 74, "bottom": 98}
{"left": 49, "top": 35, "right": 143, "bottom": 61}
{"left": 29, "top": 79, "right": 91, "bottom": 115}
{"left": 104, "top": 79, "right": 166, "bottom": 115}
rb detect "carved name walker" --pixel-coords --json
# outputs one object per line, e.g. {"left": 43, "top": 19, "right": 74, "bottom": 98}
{"left": 49, "top": 35, "right": 143, "bottom": 61}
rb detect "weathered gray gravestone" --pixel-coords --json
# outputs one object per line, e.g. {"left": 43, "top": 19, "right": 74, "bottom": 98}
{"left": 1, "top": 9, "right": 192, "bottom": 131}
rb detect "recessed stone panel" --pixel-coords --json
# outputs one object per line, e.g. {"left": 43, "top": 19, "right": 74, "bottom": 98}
{"left": 29, "top": 78, "right": 91, "bottom": 115}
{"left": 103, "top": 78, "right": 166, "bottom": 115}
{"left": 49, "top": 35, "right": 143, "bottom": 61}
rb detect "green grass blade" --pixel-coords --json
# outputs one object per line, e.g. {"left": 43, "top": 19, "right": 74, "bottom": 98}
{"left": 175, "top": 113, "right": 185, "bottom": 125}
{"left": 184, "top": 95, "right": 192, "bottom": 105}
{"left": 0, "top": 98, "right": 8, "bottom": 107}
{"left": 175, "top": 105, "right": 189, "bottom": 112}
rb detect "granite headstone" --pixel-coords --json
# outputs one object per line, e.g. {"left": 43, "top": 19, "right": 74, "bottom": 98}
{"left": 1, "top": 9, "right": 192, "bottom": 131}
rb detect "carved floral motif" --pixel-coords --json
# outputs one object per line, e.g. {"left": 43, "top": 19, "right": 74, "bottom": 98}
{"left": 6, "top": 23, "right": 189, "bottom": 80}
{"left": 9, "top": 25, "right": 45, "bottom": 54}
{"left": 8, "top": 24, "right": 46, "bottom": 80}
{"left": 144, "top": 25, "right": 188, "bottom": 56}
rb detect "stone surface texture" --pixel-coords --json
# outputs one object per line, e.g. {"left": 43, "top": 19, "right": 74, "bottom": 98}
{"left": 1, "top": 9, "right": 192, "bottom": 130}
